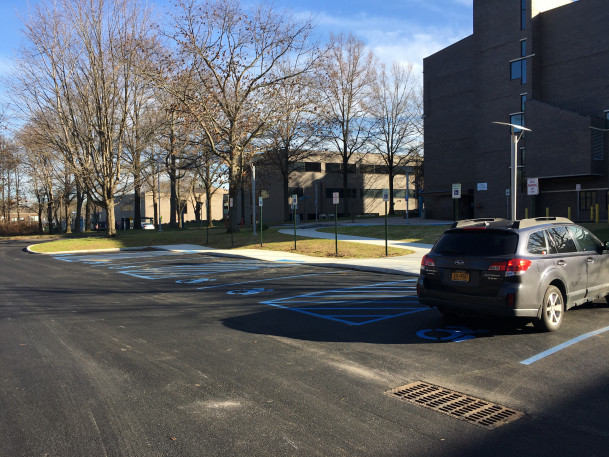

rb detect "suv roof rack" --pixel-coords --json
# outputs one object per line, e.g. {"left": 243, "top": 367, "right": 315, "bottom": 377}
{"left": 451, "top": 218, "right": 509, "bottom": 228}
{"left": 512, "top": 217, "right": 573, "bottom": 229}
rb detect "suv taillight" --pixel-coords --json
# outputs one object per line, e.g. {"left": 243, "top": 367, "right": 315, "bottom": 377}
{"left": 421, "top": 255, "right": 435, "bottom": 268}
{"left": 489, "top": 259, "right": 532, "bottom": 275}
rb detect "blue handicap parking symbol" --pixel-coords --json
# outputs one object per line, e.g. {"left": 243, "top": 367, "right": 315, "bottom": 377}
{"left": 416, "top": 326, "right": 489, "bottom": 342}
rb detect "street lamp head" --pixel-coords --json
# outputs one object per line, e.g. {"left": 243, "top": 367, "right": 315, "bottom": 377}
{"left": 492, "top": 121, "right": 532, "bottom": 133}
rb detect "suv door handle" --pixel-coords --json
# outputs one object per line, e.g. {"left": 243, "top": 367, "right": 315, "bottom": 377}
{"left": 587, "top": 258, "right": 595, "bottom": 264}
{"left": 557, "top": 260, "right": 567, "bottom": 267}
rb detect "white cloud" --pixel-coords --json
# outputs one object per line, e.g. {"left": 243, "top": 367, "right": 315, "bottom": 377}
{"left": 306, "top": 10, "right": 471, "bottom": 75}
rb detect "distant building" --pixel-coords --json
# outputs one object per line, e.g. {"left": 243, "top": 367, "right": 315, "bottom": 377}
{"left": 423, "top": 0, "right": 609, "bottom": 220}
{"left": 113, "top": 187, "right": 227, "bottom": 229}
{"left": 250, "top": 151, "right": 420, "bottom": 225}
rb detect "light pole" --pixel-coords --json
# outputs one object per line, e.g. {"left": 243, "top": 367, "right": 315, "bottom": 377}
{"left": 404, "top": 166, "right": 413, "bottom": 223}
{"left": 251, "top": 161, "right": 256, "bottom": 235}
{"left": 157, "top": 156, "right": 163, "bottom": 232}
{"left": 249, "top": 153, "right": 264, "bottom": 236}
{"left": 493, "top": 122, "right": 532, "bottom": 220}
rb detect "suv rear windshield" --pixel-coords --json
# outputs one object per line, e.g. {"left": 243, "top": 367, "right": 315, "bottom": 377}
{"left": 434, "top": 230, "right": 518, "bottom": 256}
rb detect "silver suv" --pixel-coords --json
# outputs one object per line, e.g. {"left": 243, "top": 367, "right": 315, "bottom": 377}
{"left": 416, "top": 217, "right": 609, "bottom": 331}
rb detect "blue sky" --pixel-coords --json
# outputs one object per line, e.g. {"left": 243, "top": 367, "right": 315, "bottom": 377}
{"left": 0, "top": 0, "right": 473, "bottom": 68}
{"left": 0, "top": 0, "right": 473, "bottom": 97}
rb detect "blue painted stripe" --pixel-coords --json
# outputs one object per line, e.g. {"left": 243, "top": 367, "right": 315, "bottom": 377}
{"left": 196, "top": 271, "right": 343, "bottom": 289}
{"left": 520, "top": 325, "right": 609, "bottom": 365}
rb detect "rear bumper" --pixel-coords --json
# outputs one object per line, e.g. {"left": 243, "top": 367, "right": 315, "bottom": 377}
{"left": 417, "top": 279, "right": 539, "bottom": 318}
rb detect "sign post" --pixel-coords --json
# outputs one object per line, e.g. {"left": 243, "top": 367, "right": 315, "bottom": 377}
{"left": 383, "top": 188, "right": 390, "bottom": 256}
{"left": 452, "top": 184, "right": 461, "bottom": 221}
{"left": 527, "top": 178, "right": 539, "bottom": 218}
{"left": 259, "top": 197, "right": 263, "bottom": 247}
{"left": 292, "top": 194, "right": 298, "bottom": 250}
{"left": 333, "top": 192, "right": 339, "bottom": 255}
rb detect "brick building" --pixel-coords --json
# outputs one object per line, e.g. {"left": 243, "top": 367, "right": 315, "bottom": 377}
{"left": 423, "top": 0, "right": 609, "bottom": 220}
{"left": 250, "top": 152, "right": 420, "bottom": 225}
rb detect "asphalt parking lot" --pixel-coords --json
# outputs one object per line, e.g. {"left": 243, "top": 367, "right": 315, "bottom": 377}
{"left": 2, "top": 242, "right": 609, "bottom": 456}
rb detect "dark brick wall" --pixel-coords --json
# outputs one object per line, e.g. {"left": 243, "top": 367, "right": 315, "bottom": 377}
{"left": 423, "top": 0, "right": 609, "bottom": 220}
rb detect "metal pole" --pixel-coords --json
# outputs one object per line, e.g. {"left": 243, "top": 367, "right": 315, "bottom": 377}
{"left": 335, "top": 203, "right": 338, "bottom": 256}
{"left": 511, "top": 133, "right": 518, "bottom": 220}
{"left": 315, "top": 182, "right": 318, "bottom": 222}
{"left": 260, "top": 200, "right": 263, "bottom": 247}
{"left": 251, "top": 164, "right": 256, "bottom": 235}
{"left": 293, "top": 202, "right": 297, "bottom": 250}
{"left": 406, "top": 171, "right": 410, "bottom": 224}
{"left": 385, "top": 200, "right": 388, "bottom": 256}
{"left": 157, "top": 157, "right": 162, "bottom": 232}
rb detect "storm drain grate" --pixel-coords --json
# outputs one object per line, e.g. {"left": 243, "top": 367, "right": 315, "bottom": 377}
{"left": 385, "top": 381, "right": 524, "bottom": 429}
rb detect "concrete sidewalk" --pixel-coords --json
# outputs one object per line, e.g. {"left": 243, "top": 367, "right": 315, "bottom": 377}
{"left": 33, "top": 218, "right": 444, "bottom": 276}
{"left": 154, "top": 222, "right": 434, "bottom": 276}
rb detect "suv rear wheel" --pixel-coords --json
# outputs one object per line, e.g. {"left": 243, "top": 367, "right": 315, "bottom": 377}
{"left": 535, "top": 285, "right": 564, "bottom": 332}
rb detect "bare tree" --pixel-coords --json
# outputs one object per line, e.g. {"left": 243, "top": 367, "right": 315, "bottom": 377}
{"left": 0, "top": 136, "right": 19, "bottom": 222}
{"left": 318, "top": 33, "right": 377, "bottom": 217}
{"left": 261, "top": 61, "right": 323, "bottom": 221}
{"left": 368, "top": 62, "right": 422, "bottom": 215}
{"left": 158, "top": 0, "right": 316, "bottom": 231}
{"left": 13, "top": 0, "right": 154, "bottom": 236}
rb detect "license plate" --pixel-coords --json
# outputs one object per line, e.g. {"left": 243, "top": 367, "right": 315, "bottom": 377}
{"left": 451, "top": 270, "right": 470, "bottom": 282}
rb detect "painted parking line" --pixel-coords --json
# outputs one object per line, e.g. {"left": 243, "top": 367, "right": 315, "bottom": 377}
{"left": 117, "top": 260, "right": 295, "bottom": 280}
{"left": 196, "top": 271, "right": 344, "bottom": 290}
{"left": 520, "top": 324, "right": 609, "bottom": 365}
{"left": 54, "top": 251, "right": 188, "bottom": 264}
{"left": 260, "top": 280, "right": 426, "bottom": 325}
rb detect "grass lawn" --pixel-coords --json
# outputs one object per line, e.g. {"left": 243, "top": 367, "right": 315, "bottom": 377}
{"left": 317, "top": 224, "right": 450, "bottom": 245}
{"left": 20, "top": 221, "right": 609, "bottom": 257}
{"left": 26, "top": 225, "right": 411, "bottom": 258}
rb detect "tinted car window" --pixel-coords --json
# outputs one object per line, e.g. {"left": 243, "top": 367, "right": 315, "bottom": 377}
{"left": 568, "top": 225, "right": 602, "bottom": 252}
{"left": 433, "top": 230, "right": 518, "bottom": 256}
{"left": 527, "top": 230, "right": 548, "bottom": 254}
{"left": 547, "top": 227, "right": 577, "bottom": 254}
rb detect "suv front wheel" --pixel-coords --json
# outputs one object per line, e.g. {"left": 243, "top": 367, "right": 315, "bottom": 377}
{"left": 535, "top": 285, "right": 564, "bottom": 332}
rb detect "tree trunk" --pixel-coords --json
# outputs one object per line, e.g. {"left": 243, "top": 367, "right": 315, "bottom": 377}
{"left": 388, "top": 169, "right": 395, "bottom": 216}
{"left": 105, "top": 195, "right": 116, "bottom": 236}
{"left": 342, "top": 155, "right": 350, "bottom": 217}
{"left": 64, "top": 199, "right": 72, "bottom": 234}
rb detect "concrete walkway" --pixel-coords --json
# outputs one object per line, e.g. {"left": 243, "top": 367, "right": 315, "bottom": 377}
{"left": 154, "top": 220, "right": 438, "bottom": 276}
{"left": 34, "top": 217, "right": 447, "bottom": 277}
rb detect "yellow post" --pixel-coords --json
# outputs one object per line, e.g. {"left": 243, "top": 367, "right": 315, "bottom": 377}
{"left": 546, "top": 207, "right": 550, "bottom": 218}
{"left": 567, "top": 207, "right": 571, "bottom": 220}
{"left": 525, "top": 208, "right": 528, "bottom": 219}
{"left": 596, "top": 203, "right": 600, "bottom": 223}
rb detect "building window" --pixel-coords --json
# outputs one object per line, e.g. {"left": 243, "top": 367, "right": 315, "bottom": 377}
{"left": 579, "top": 191, "right": 597, "bottom": 211}
{"left": 592, "top": 130, "right": 604, "bottom": 161}
{"left": 605, "top": 110, "right": 609, "bottom": 129}
{"left": 520, "top": 147, "right": 525, "bottom": 166}
{"left": 326, "top": 163, "right": 341, "bottom": 173}
{"left": 510, "top": 58, "right": 526, "bottom": 84}
{"left": 360, "top": 164, "right": 375, "bottom": 174}
{"left": 521, "top": 94, "right": 527, "bottom": 112}
{"left": 363, "top": 189, "right": 383, "bottom": 199}
{"left": 304, "top": 162, "right": 321, "bottom": 172}
{"left": 521, "top": 40, "right": 527, "bottom": 57}
{"left": 521, "top": 0, "right": 527, "bottom": 30}
{"left": 510, "top": 60, "right": 522, "bottom": 80}
{"left": 510, "top": 113, "right": 525, "bottom": 132}
{"left": 325, "top": 163, "right": 355, "bottom": 173}
{"left": 289, "top": 162, "right": 305, "bottom": 172}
